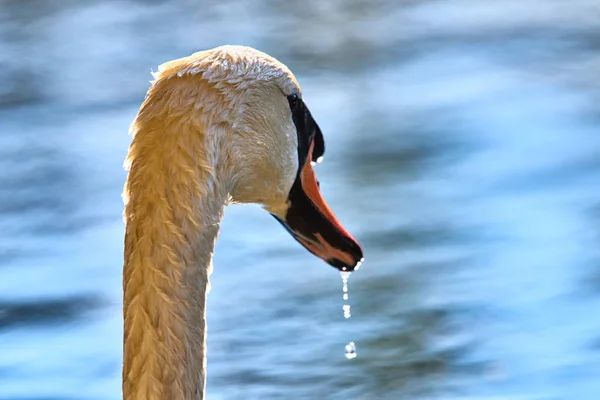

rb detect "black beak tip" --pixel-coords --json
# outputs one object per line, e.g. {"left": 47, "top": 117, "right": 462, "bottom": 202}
{"left": 327, "top": 248, "right": 364, "bottom": 273}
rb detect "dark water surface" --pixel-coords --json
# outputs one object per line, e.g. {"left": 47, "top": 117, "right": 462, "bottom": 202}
{"left": 2, "top": 1, "right": 600, "bottom": 399}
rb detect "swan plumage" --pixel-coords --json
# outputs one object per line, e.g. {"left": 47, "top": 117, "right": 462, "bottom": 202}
{"left": 122, "top": 45, "right": 363, "bottom": 400}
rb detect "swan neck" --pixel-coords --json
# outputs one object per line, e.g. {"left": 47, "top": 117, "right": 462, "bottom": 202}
{"left": 122, "top": 93, "right": 225, "bottom": 400}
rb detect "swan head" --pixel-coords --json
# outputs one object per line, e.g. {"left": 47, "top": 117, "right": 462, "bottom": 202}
{"left": 155, "top": 46, "right": 363, "bottom": 271}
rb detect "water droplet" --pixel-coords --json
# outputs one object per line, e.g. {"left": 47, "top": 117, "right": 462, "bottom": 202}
{"left": 354, "top": 258, "right": 363, "bottom": 270}
{"left": 340, "top": 272, "right": 352, "bottom": 318}
{"left": 340, "top": 271, "right": 355, "bottom": 357}
{"left": 340, "top": 272, "right": 350, "bottom": 293}
{"left": 345, "top": 342, "right": 357, "bottom": 359}
{"left": 343, "top": 304, "right": 351, "bottom": 318}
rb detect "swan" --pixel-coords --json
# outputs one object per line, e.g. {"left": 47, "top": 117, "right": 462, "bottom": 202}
{"left": 122, "top": 45, "right": 364, "bottom": 400}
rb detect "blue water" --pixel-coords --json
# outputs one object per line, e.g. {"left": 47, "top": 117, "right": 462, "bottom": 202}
{"left": 2, "top": 1, "right": 600, "bottom": 399}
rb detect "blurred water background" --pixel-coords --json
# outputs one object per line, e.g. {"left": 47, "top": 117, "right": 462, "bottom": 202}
{"left": 2, "top": 0, "right": 600, "bottom": 399}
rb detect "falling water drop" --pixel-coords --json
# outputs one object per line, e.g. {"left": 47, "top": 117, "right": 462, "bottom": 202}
{"left": 345, "top": 342, "right": 357, "bottom": 359}
{"left": 341, "top": 271, "right": 350, "bottom": 297}
{"left": 340, "top": 271, "right": 355, "bottom": 358}
{"left": 343, "top": 304, "right": 351, "bottom": 319}
{"left": 340, "top": 272, "right": 351, "bottom": 317}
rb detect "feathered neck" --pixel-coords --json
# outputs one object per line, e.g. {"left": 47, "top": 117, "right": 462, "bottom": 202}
{"left": 122, "top": 74, "right": 227, "bottom": 400}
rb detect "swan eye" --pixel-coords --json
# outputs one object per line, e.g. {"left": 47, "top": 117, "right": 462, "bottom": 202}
{"left": 287, "top": 94, "right": 299, "bottom": 110}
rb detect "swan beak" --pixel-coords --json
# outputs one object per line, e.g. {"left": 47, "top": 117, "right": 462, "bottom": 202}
{"left": 273, "top": 142, "right": 364, "bottom": 272}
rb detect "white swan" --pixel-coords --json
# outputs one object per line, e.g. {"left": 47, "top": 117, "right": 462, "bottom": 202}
{"left": 122, "top": 45, "right": 363, "bottom": 400}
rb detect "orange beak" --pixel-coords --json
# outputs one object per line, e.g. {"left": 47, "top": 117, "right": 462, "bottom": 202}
{"left": 273, "top": 140, "right": 364, "bottom": 271}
